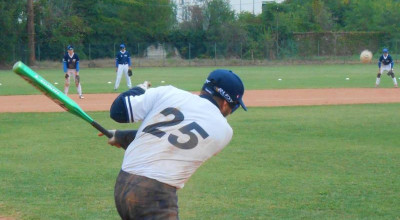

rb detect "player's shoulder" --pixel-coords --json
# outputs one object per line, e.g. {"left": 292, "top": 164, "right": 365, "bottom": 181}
{"left": 148, "top": 85, "right": 189, "bottom": 96}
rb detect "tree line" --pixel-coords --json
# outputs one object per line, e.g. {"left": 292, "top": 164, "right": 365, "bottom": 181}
{"left": 1, "top": 0, "right": 399, "bottom": 65}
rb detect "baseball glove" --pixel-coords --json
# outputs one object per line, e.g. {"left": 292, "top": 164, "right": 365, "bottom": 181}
{"left": 128, "top": 69, "right": 133, "bottom": 77}
{"left": 65, "top": 73, "right": 69, "bottom": 79}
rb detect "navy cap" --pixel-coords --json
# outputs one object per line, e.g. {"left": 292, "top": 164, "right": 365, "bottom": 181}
{"left": 383, "top": 48, "right": 388, "bottom": 53}
{"left": 67, "top": 45, "right": 74, "bottom": 50}
{"left": 120, "top": 44, "right": 125, "bottom": 49}
{"left": 202, "top": 69, "right": 247, "bottom": 112}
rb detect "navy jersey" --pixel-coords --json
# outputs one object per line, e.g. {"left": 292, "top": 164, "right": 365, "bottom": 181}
{"left": 378, "top": 54, "right": 394, "bottom": 68}
{"left": 63, "top": 53, "right": 80, "bottom": 72}
{"left": 116, "top": 51, "right": 132, "bottom": 67}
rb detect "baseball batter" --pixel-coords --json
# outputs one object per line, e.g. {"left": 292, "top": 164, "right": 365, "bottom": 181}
{"left": 104, "top": 70, "right": 247, "bottom": 219}
{"left": 63, "top": 45, "right": 84, "bottom": 98}
{"left": 114, "top": 44, "right": 132, "bottom": 90}
{"left": 376, "top": 48, "right": 397, "bottom": 88}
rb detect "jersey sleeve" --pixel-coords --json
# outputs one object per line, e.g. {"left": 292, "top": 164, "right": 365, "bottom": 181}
{"left": 110, "top": 87, "right": 155, "bottom": 123}
{"left": 126, "top": 87, "right": 159, "bottom": 122}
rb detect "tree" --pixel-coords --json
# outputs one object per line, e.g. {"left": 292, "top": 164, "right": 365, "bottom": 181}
{"left": 0, "top": 0, "right": 25, "bottom": 65}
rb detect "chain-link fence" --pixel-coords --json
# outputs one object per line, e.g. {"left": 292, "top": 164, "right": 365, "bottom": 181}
{"left": 11, "top": 36, "right": 400, "bottom": 68}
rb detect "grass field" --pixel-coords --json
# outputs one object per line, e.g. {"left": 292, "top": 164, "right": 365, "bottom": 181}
{"left": 0, "top": 63, "right": 398, "bottom": 95}
{"left": 0, "top": 105, "right": 399, "bottom": 219}
{"left": 1, "top": 63, "right": 400, "bottom": 219}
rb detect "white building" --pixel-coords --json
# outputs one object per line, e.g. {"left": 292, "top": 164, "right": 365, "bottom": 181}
{"left": 173, "top": 0, "right": 205, "bottom": 22}
{"left": 230, "top": 0, "right": 284, "bottom": 15}
{"left": 172, "top": 0, "right": 284, "bottom": 21}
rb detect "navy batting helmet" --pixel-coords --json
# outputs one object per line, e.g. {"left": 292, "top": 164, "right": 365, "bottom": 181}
{"left": 202, "top": 69, "right": 247, "bottom": 113}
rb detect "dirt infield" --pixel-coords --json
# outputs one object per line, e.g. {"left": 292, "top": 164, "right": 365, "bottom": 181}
{"left": 1, "top": 88, "right": 400, "bottom": 113}
{"left": 0, "top": 217, "right": 15, "bottom": 220}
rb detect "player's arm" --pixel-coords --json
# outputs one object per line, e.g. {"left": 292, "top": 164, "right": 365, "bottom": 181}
{"left": 115, "top": 52, "right": 119, "bottom": 71}
{"left": 389, "top": 55, "right": 394, "bottom": 69}
{"left": 378, "top": 56, "right": 383, "bottom": 71}
{"left": 63, "top": 56, "right": 67, "bottom": 73}
{"left": 75, "top": 54, "right": 80, "bottom": 73}
{"left": 63, "top": 56, "right": 68, "bottom": 78}
{"left": 128, "top": 52, "right": 132, "bottom": 70}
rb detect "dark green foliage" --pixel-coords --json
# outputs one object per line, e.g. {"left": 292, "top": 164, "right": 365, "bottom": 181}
{"left": 1, "top": 0, "right": 400, "bottom": 64}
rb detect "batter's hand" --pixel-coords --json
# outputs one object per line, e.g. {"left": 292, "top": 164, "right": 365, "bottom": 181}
{"left": 98, "top": 130, "right": 120, "bottom": 148}
{"left": 137, "top": 81, "right": 151, "bottom": 90}
{"left": 98, "top": 129, "right": 138, "bottom": 150}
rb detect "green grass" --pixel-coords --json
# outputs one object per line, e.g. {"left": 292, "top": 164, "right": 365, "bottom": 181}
{"left": 0, "top": 63, "right": 397, "bottom": 95}
{"left": 1, "top": 105, "right": 399, "bottom": 219}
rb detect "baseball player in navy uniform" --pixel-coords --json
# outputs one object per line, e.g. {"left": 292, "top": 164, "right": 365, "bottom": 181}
{"left": 100, "top": 69, "right": 246, "bottom": 219}
{"left": 63, "top": 45, "right": 84, "bottom": 98}
{"left": 376, "top": 48, "right": 397, "bottom": 88}
{"left": 114, "top": 44, "right": 132, "bottom": 90}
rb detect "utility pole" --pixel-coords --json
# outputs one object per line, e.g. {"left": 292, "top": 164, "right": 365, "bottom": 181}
{"left": 276, "top": 6, "right": 279, "bottom": 58}
{"left": 27, "top": 0, "right": 36, "bottom": 66}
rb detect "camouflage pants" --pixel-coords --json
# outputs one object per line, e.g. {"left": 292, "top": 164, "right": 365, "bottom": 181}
{"left": 114, "top": 170, "right": 179, "bottom": 220}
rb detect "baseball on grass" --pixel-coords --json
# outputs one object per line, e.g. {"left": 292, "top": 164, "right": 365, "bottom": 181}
{"left": 108, "top": 81, "right": 112, "bottom": 84}
{"left": 360, "top": 50, "right": 373, "bottom": 63}
{"left": 161, "top": 80, "right": 165, "bottom": 83}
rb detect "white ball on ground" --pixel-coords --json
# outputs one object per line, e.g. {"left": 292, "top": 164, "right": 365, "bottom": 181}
{"left": 346, "top": 78, "right": 350, "bottom": 80}
{"left": 161, "top": 81, "right": 165, "bottom": 83}
{"left": 108, "top": 81, "right": 112, "bottom": 84}
{"left": 54, "top": 82, "right": 58, "bottom": 85}
{"left": 0, "top": 83, "right": 2, "bottom": 86}
{"left": 278, "top": 78, "right": 282, "bottom": 81}
{"left": 360, "top": 50, "right": 373, "bottom": 63}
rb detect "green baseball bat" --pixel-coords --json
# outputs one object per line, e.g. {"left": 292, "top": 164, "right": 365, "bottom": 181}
{"left": 12, "top": 61, "right": 113, "bottom": 138}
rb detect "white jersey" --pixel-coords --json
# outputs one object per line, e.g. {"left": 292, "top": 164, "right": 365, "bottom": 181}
{"left": 121, "top": 85, "right": 233, "bottom": 189}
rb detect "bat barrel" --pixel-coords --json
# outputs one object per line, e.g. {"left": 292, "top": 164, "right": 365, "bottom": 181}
{"left": 12, "top": 61, "right": 113, "bottom": 138}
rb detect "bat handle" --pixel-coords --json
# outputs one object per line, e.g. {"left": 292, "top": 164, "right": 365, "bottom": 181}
{"left": 91, "top": 121, "right": 113, "bottom": 138}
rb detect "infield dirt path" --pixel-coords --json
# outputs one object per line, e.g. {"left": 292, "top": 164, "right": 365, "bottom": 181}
{"left": 1, "top": 88, "right": 400, "bottom": 113}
